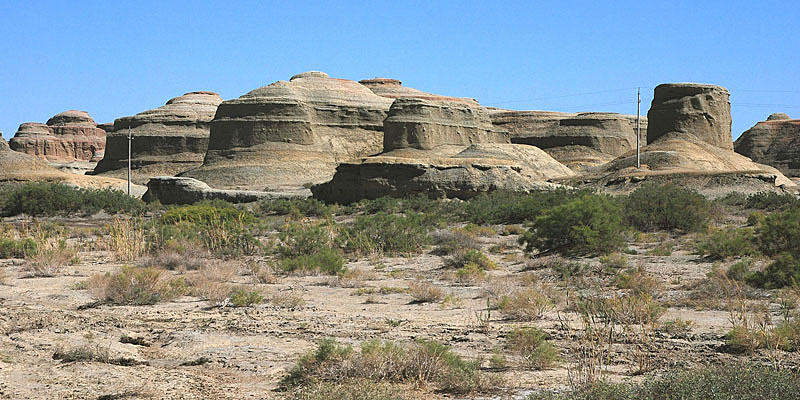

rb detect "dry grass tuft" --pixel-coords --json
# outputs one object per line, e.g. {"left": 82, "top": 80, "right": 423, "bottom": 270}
{"left": 407, "top": 280, "right": 444, "bottom": 303}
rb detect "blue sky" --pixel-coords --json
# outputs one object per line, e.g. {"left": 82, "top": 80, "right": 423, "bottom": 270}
{"left": 1, "top": 0, "right": 798, "bottom": 141}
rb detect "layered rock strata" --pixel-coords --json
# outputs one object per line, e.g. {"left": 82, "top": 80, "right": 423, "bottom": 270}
{"left": 0, "top": 129, "right": 145, "bottom": 196}
{"left": 9, "top": 110, "right": 106, "bottom": 162}
{"left": 491, "top": 110, "right": 645, "bottom": 170}
{"left": 646, "top": 83, "right": 732, "bottom": 150}
{"left": 92, "top": 91, "right": 222, "bottom": 184}
{"left": 734, "top": 113, "right": 800, "bottom": 177}
{"left": 581, "top": 84, "right": 796, "bottom": 191}
{"left": 359, "top": 78, "right": 478, "bottom": 105}
{"left": 313, "top": 97, "right": 574, "bottom": 203}
{"left": 143, "top": 176, "right": 307, "bottom": 205}
{"left": 181, "top": 72, "right": 393, "bottom": 191}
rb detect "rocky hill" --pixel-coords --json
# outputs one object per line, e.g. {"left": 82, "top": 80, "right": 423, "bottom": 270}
{"left": 92, "top": 91, "right": 222, "bottom": 184}
{"left": 734, "top": 113, "right": 800, "bottom": 177}
{"left": 181, "top": 72, "right": 393, "bottom": 191}
{"left": 8, "top": 110, "right": 106, "bottom": 174}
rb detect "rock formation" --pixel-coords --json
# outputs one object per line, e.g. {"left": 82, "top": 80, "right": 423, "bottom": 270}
{"left": 491, "top": 110, "right": 645, "bottom": 170}
{"left": 734, "top": 113, "right": 800, "bottom": 177}
{"left": 181, "top": 72, "right": 393, "bottom": 191}
{"left": 9, "top": 110, "right": 106, "bottom": 163}
{"left": 359, "top": 78, "right": 478, "bottom": 105}
{"left": 580, "top": 84, "right": 796, "bottom": 191}
{"left": 143, "top": 176, "right": 305, "bottom": 205}
{"left": 646, "top": 83, "right": 732, "bottom": 150}
{"left": 0, "top": 128, "right": 145, "bottom": 195}
{"left": 313, "top": 97, "right": 574, "bottom": 203}
{"left": 92, "top": 91, "right": 222, "bottom": 184}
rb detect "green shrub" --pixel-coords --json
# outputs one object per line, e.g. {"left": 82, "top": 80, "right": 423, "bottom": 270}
{"left": 504, "top": 327, "right": 559, "bottom": 370}
{"left": 744, "top": 191, "right": 800, "bottom": 211}
{"left": 462, "top": 188, "right": 593, "bottom": 225}
{"left": 228, "top": 288, "right": 264, "bottom": 307}
{"left": 341, "top": 212, "right": 435, "bottom": 256}
{"left": 0, "top": 237, "right": 38, "bottom": 258}
{"left": 520, "top": 194, "right": 625, "bottom": 256}
{"left": 695, "top": 227, "right": 757, "bottom": 260}
{"left": 528, "top": 364, "right": 800, "bottom": 400}
{"left": 0, "top": 182, "right": 143, "bottom": 217}
{"left": 278, "top": 248, "right": 346, "bottom": 276}
{"left": 624, "top": 183, "right": 710, "bottom": 232}
{"left": 746, "top": 253, "right": 800, "bottom": 289}
{"left": 756, "top": 208, "right": 800, "bottom": 257}
{"left": 257, "top": 198, "right": 332, "bottom": 218}
{"left": 160, "top": 201, "right": 255, "bottom": 226}
{"left": 726, "top": 259, "right": 752, "bottom": 281}
{"left": 446, "top": 249, "right": 496, "bottom": 270}
{"left": 277, "top": 222, "right": 337, "bottom": 258}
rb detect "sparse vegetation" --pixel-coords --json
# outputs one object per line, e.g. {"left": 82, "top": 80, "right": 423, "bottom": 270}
{"left": 504, "top": 326, "right": 560, "bottom": 370}
{"left": 0, "top": 182, "right": 143, "bottom": 217}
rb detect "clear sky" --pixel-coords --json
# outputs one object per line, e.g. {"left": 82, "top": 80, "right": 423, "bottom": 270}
{"left": 1, "top": 0, "right": 798, "bottom": 141}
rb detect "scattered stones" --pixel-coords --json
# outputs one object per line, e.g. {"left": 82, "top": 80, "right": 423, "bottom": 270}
{"left": 646, "top": 83, "right": 732, "bottom": 150}
{"left": 9, "top": 110, "right": 106, "bottom": 163}
{"left": 92, "top": 91, "right": 222, "bottom": 184}
{"left": 181, "top": 72, "right": 393, "bottom": 191}
{"left": 734, "top": 113, "right": 800, "bottom": 177}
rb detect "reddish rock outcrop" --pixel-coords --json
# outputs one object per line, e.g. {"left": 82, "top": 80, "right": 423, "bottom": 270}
{"left": 92, "top": 91, "right": 222, "bottom": 184}
{"left": 9, "top": 110, "right": 106, "bottom": 162}
{"left": 734, "top": 113, "right": 800, "bottom": 177}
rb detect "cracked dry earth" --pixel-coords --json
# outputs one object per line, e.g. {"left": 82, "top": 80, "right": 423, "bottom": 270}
{"left": 1, "top": 216, "right": 798, "bottom": 399}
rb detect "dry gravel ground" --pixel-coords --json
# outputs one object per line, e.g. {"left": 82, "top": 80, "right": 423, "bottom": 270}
{"left": 1, "top": 215, "right": 798, "bottom": 399}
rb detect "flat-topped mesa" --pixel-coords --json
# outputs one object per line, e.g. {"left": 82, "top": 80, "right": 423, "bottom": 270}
{"left": 734, "top": 113, "right": 800, "bottom": 177}
{"left": 647, "top": 83, "right": 732, "bottom": 150}
{"left": 92, "top": 91, "right": 222, "bottom": 184}
{"left": 180, "top": 71, "right": 393, "bottom": 191}
{"left": 490, "top": 110, "right": 645, "bottom": 171}
{"left": 359, "top": 78, "right": 479, "bottom": 105}
{"left": 8, "top": 110, "right": 106, "bottom": 163}
{"left": 383, "top": 98, "right": 508, "bottom": 153}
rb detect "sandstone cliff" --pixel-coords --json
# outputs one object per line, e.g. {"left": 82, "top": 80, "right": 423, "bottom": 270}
{"left": 647, "top": 83, "right": 732, "bottom": 150}
{"left": 92, "top": 91, "right": 222, "bottom": 184}
{"left": 734, "top": 113, "right": 800, "bottom": 177}
{"left": 181, "top": 72, "right": 393, "bottom": 191}
{"left": 9, "top": 110, "right": 106, "bottom": 163}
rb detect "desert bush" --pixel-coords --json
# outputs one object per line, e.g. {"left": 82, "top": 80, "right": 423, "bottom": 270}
{"left": 623, "top": 183, "right": 710, "bottom": 232}
{"left": 285, "top": 379, "right": 405, "bottom": 400}
{"left": 528, "top": 364, "right": 800, "bottom": 400}
{"left": 756, "top": 207, "right": 800, "bottom": 257}
{"left": 407, "top": 280, "right": 444, "bottom": 303}
{"left": 613, "top": 267, "right": 659, "bottom": 296}
{"left": 726, "top": 259, "right": 752, "bottom": 281}
{"left": 107, "top": 217, "right": 149, "bottom": 262}
{"left": 282, "top": 338, "right": 496, "bottom": 394}
{"left": 598, "top": 253, "right": 628, "bottom": 273}
{"left": 278, "top": 248, "right": 346, "bottom": 276}
{"left": 137, "top": 246, "right": 206, "bottom": 271}
{"left": 431, "top": 229, "right": 481, "bottom": 256}
{"left": 0, "top": 182, "right": 143, "bottom": 217}
{"left": 446, "top": 249, "right": 496, "bottom": 270}
{"left": 742, "top": 191, "right": 800, "bottom": 211}
{"left": 695, "top": 227, "right": 757, "bottom": 260}
{"left": 257, "top": 198, "right": 332, "bottom": 218}
{"left": 268, "top": 290, "right": 306, "bottom": 309}
{"left": 505, "top": 326, "right": 559, "bottom": 370}
{"left": 277, "top": 221, "right": 338, "bottom": 258}
{"left": 462, "top": 188, "right": 592, "bottom": 225}
{"left": 746, "top": 253, "right": 800, "bottom": 289}
{"left": 23, "top": 239, "right": 79, "bottom": 277}
{"left": 0, "top": 237, "right": 38, "bottom": 259}
{"left": 520, "top": 194, "right": 625, "bottom": 256}
{"left": 341, "top": 212, "right": 435, "bottom": 256}
{"left": 228, "top": 288, "right": 264, "bottom": 307}
{"left": 89, "top": 266, "right": 188, "bottom": 305}
{"left": 52, "top": 343, "right": 139, "bottom": 366}
{"left": 498, "top": 288, "right": 557, "bottom": 321}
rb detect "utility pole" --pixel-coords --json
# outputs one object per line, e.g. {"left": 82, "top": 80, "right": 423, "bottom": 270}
{"left": 127, "top": 125, "right": 132, "bottom": 196}
{"left": 636, "top": 88, "right": 641, "bottom": 169}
